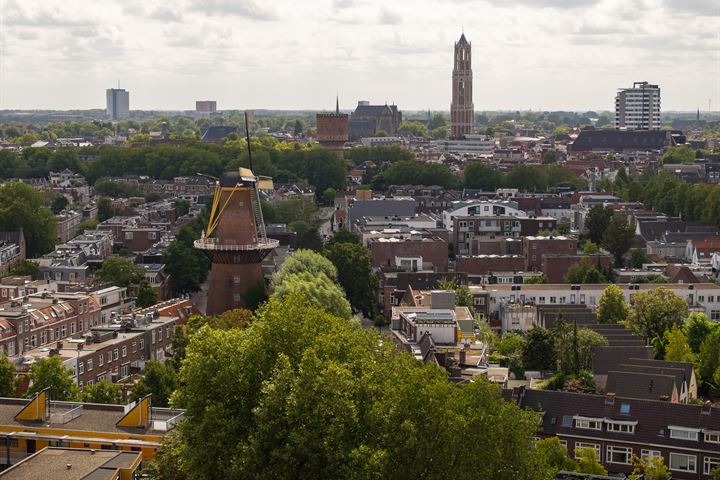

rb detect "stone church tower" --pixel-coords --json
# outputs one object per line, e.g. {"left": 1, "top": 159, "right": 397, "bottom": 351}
{"left": 450, "top": 33, "right": 474, "bottom": 139}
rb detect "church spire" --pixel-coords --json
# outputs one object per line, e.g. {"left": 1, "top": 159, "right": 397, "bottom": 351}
{"left": 336, "top": 94, "right": 339, "bottom": 114}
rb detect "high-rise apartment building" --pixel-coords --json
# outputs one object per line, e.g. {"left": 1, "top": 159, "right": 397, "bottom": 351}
{"left": 196, "top": 100, "right": 217, "bottom": 113}
{"left": 614, "top": 81, "right": 660, "bottom": 130}
{"left": 106, "top": 88, "right": 130, "bottom": 120}
{"left": 450, "top": 33, "right": 474, "bottom": 139}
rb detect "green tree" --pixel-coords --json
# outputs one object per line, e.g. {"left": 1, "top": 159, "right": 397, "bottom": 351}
{"left": 698, "top": 329, "right": 720, "bottom": 390}
{"left": 555, "top": 323, "right": 608, "bottom": 374}
{"left": 136, "top": 282, "right": 159, "bottom": 308}
{"left": 174, "top": 200, "right": 191, "bottom": 217}
{"left": 82, "top": 380, "right": 123, "bottom": 404}
{"left": 326, "top": 227, "right": 360, "bottom": 246}
{"left": 541, "top": 150, "right": 558, "bottom": 164}
{"left": 535, "top": 437, "right": 576, "bottom": 475}
{"left": 582, "top": 241, "right": 600, "bottom": 255}
{"left": 50, "top": 195, "right": 69, "bottom": 214}
{"left": 293, "top": 119, "right": 304, "bottom": 137}
{"left": 323, "top": 242, "right": 377, "bottom": 317}
{"left": 663, "top": 324, "right": 694, "bottom": 363}
{"left": 463, "top": 162, "right": 503, "bottom": 190}
{"left": 163, "top": 238, "right": 209, "bottom": 296}
{"left": 575, "top": 447, "right": 608, "bottom": 475}
{"left": 27, "top": 356, "right": 79, "bottom": 401}
{"left": 661, "top": 144, "right": 695, "bottom": 164}
{"left": 596, "top": 284, "right": 629, "bottom": 324}
{"left": 602, "top": 216, "right": 635, "bottom": 266}
{"left": 398, "top": 120, "right": 428, "bottom": 137}
{"left": 684, "top": 313, "right": 714, "bottom": 353}
{"left": 77, "top": 219, "right": 99, "bottom": 233}
{"left": 131, "top": 361, "right": 178, "bottom": 408}
{"left": 174, "top": 293, "right": 546, "bottom": 480}
{"left": 584, "top": 205, "right": 613, "bottom": 244}
{"left": 271, "top": 272, "right": 352, "bottom": 320}
{"left": 0, "top": 183, "right": 57, "bottom": 256}
{"left": 0, "top": 354, "right": 15, "bottom": 397}
{"left": 629, "top": 454, "right": 671, "bottom": 480}
{"left": 144, "top": 431, "right": 188, "bottom": 480}
{"left": 522, "top": 327, "right": 557, "bottom": 371}
{"left": 97, "top": 197, "right": 115, "bottom": 221}
{"left": 627, "top": 287, "right": 689, "bottom": 341}
{"left": 630, "top": 249, "right": 651, "bottom": 268}
{"left": 524, "top": 275, "right": 548, "bottom": 284}
{"left": 321, "top": 187, "right": 336, "bottom": 206}
{"left": 7, "top": 260, "right": 41, "bottom": 280}
{"left": 564, "top": 258, "right": 607, "bottom": 284}
{"left": 95, "top": 257, "right": 146, "bottom": 288}
{"left": 272, "top": 249, "right": 337, "bottom": 288}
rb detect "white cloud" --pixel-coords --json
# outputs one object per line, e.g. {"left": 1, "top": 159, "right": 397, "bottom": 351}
{"left": 0, "top": 0, "right": 716, "bottom": 111}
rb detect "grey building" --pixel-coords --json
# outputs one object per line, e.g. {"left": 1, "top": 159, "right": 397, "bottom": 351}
{"left": 614, "top": 81, "right": 660, "bottom": 130}
{"left": 106, "top": 88, "right": 130, "bottom": 120}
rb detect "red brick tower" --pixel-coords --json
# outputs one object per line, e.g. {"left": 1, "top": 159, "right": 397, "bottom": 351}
{"left": 194, "top": 168, "right": 278, "bottom": 315}
{"left": 316, "top": 96, "right": 349, "bottom": 159}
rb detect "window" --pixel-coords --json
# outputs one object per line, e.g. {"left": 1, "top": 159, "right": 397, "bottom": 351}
{"left": 30, "top": 335, "right": 36, "bottom": 348}
{"left": 122, "top": 346, "right": 127, "bottom": 357}
{"left": 121, "top": 364, "right": 129, "bottom": 378}
{"left": 113, "top": 348, "right": 118, "bottom": 360}
{"left": 620, "top": 403, "right": 631, "bottom": 414}
{"left": 606, "top": 421, "right": 636, "bottom": 434}
{"left": 61, "top": 325, "right": 67, "bottom": 337}
{"left": 607, "top": 446, "right": 632, "bottom": 464}
{"left": 669, "top": 427, "right": 699, "bottom": 441}
{"left": 233, "top": 276, "right": 241, "bottom": 284}
{"left": 641, "top": 449, "right": 661, "bottom": 459}
{"left": 140, "top": 339, "right": 144, "bottom": 350}
{"left": 705, "top": 431, "right": 720, "bottom": 444}
{"left": 125, "top": 231, "right": 134, "bottom": 240}
{"left": 70, "top": 322, "right": 75, "bottom": 335}
{"left": 148, "top": 231, "right": 157, "bottom": 240}
{"left": 151, "top": 330, "right": 156, "bottom": 344}
{"left": 87, "top": 359, "right": 93, "bottom": 371}
{"left": 107, "top": 351, "right": 112, "bottom": 363}
{"left": 575, "top": 442, "right": 600, "bottom": 460}
{"left": 574, "top": 417, "right": 602, "bottom": 430}
{"left": 78, "top": 362, "right": 84, "bottom": 374}
{"left": 704, "top": 457, "right": 720, "bottom": 475}
{"left": 669, "top": 453, "right": 696, "bottom": 473}
{"left": 99, "top": 354, "right": 104, "bottom": 367}
{"left": 132, "top": 342, "right": 137, "bottom": 353}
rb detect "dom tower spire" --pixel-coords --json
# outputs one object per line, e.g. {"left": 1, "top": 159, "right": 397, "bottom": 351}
{"left": 451, "top": 33, "right": 474, "bottom": 139}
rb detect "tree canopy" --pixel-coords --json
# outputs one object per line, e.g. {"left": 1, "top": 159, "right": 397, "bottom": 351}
{"left": 322, "top": 242, "right": 377, "bottom": 317}
{"left": 0, "top": 183, "right": 56, "bottom": 257}
{"left": 596, "top": 284, "right": 629, "bottom": 324}
{"left": 27, "top": 356, "right": 79, "bottom": 401}
{"left": 171, "top": 293, "right": 548, "bottom": 480}
{"left": 626, "top": 287, "right": 689, "bottom": 341}
{"left": 271, "top": 271, "right": 352, "bottom": 320}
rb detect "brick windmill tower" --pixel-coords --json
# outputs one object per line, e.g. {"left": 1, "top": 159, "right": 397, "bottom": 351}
{"left": 194, "top": 114, "right": 278, "bottom": 315}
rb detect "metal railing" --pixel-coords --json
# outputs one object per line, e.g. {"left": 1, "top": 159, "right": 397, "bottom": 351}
{"left": 194, "top": 237, "right": 279, "bottom": 251}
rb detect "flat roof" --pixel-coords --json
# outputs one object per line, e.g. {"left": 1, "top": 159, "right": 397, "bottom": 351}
{"left": 0, "top": 447, "right": 140, "bottom": 480}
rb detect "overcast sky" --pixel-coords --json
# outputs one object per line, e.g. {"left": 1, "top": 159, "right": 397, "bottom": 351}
{"left": 0, "top": 0, "right": 718, "bottom": 112}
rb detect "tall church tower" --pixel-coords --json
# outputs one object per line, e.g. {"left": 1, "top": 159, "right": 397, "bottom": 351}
{"left": 451, "top": 33, "right": 474, "bottom": 139}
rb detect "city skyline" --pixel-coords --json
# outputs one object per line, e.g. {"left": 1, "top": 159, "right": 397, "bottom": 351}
{"left": 0, "top": 0, "right": 718, "bottom": 112}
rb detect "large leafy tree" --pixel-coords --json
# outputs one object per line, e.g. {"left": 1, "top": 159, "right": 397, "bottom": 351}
{"left": 663, "top": 325, "right": 694, "bottom": 363}
{"left": 82, "top": 380, "right": 123, "bottom": 404}
{"left": 131, "top": 361, "right": 178, "bottom": 408}
{"left": 271, "top": 249, "right": 337, "bottom": 288}
{"left": 174, "top": 294, "right": 548, "bottom": 480}
{"left": 575, "top": 448, "right": 607, "bottom": 475}
{"left": 602, "top": 216, "right": 635, "bottom": 266}
{"left": 564, "top": 258, "right": 608, "bottom": 284}
{"left": 522, "top": 327, "right": 557, "bottom": 371}
{"left": 323, "top": 242, "right": 377, "bottom": 317}
{"left": 0, "top": 182, "right": 56, "bottom": 257}
{"left": 463, "top": 162, "right": 503, "bottom": 190}
{"left": 684, "top": 313, "right": 715, "bottom": 353}
{"left": 27, "top": 356, "right": 79, "bottom": 401}
{"left": 584, "top": 205, "right": 613, "bottom": 245}
{"left": 272, "top": 272, "right": 352, "bottom": 320}
{"left": 555, "top": 323, "right": 608, "bottom": 374}
{"left": 7, "top": 260, "right": 41, "bottom": 280}
{"left": 596, "top": 284, "right": 629, "bottom": 324}
{"left": 626, "top": 287, "right": 689, "bottom": 341}
{"left": 0, "top": 354, "right": 15, "bottom": 397}
{"left": 96, "top": 257, "right": 145, "bottom": 287}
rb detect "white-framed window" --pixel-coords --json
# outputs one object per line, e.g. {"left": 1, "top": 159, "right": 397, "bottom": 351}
{"left": 107, "top": 351, "right": 112, "bottom": 363}
{"left": 151, "top": 330, "right": 156, "bottom": 344}
{"left": 125, "top": 231, "right": 134, "bottom": 240}
{"left": 575, "top": 442, "right": 601, "bottom": 461}
{"left": 140, "top": 339, "right": 144, "bottom": 350}
{"left": 87, "top": 359, "right": 93, "bottom": 371}
{"left": 607, "top": 445, "right": 632, "bottom": 465}
{"left": 705, "top": 431, "right": 720, "bottom": 444}
{"left": 669, "top": 426, "right": 699, "bottom": 441}
{"left": 122, "top": 346, "right": 127, "bottom": 357}
{"left": 641, "top": 449, "right": 661, "bottom": 459}
{"left": 70, "top": 322, "right": 75, "bottom": 335}
{"left": 670, "top": 453, "right": 696, "bottom": 473}
{"left": 99, "top": 354, "right": 104, "bottom": 367}
{"left": 78, "top": 362, "right": 84, "bottom": 374}
{"left": 606, "top": 421, "right": 636, "bottom": 434}
{"left": 113, "top": 348, "right": 118, "bottom": 360}
{"left": 574, "top": 417, "right": 602, "bottom": 430}
{"left": 704, "top": 457, "right": 720, "bottom": 475}
{"left": 132, "top": 342, "right": 137, "bottom": 353}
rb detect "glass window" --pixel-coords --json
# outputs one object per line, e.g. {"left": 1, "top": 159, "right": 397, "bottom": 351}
{"left": 619, "top": 403, "right": 631, "bottom": 414}
{"left": 607, "top": 446, "right": 632, "bottom": 465}
{"left": 669, "top": 428, "right": 699, "bottom": 441}
{"left": 575, "top": 418, "right": 602, "bottom": 430}
{"left": 670, "top": 453, "right": 696, "bottom": 472}
{"left": 705, "top": 432, "right": 720, "bottom": 444}
{"left": 575, "top": 442, "right": 600, "bottom": 460}
{"left": 607, "top": 422, "right": 635, "bottom": 434}
{"left": 642, "top": 449, "right": 661, "bottom": 459}
{"left": 87, "top": 359, "right": 93, "bottom": 371}
{"left": 704, "top": 457, "right": 720, "bottom": 475}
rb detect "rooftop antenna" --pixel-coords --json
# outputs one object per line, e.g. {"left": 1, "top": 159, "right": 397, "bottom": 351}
{"left": 244, "top": 110, "right": 253, "bottom": 172}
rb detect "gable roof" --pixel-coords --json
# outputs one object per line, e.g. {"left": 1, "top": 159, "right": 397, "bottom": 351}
{"left": 201, "top": 125, "right": 238, "bottom": 142}
{"left": 570, "top": 130, "right": 674, "bottom": 152}
{"left": 606, "top": 370, "right": 677, "bottom": 401}
{"left": 591, "top": 345, "right": 654, "bottom": 375}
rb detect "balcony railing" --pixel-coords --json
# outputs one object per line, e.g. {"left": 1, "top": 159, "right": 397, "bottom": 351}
{"left": 194, "top": 237, "right": 279, "bottom": 251}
